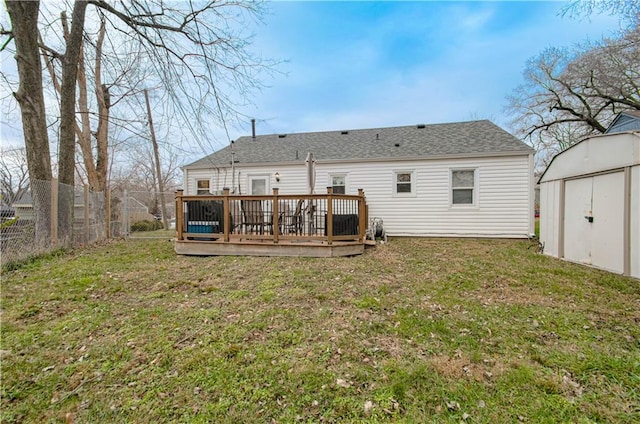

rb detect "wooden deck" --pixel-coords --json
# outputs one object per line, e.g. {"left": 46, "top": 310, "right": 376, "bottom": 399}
{"left": 173, "top": 188, "right": 368, "bottom": 257}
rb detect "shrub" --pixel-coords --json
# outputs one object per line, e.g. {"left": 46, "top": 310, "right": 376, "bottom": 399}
{"left": 131, "top": 220, "right": 164, "bottom": 232}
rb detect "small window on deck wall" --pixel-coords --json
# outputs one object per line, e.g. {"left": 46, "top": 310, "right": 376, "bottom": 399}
{"left": 451, "top": 169, "right": 475, "bottom": 205}
{"left": 394, "top": 171, "right": 414, "bottom": 195}
{"left": 196, "top": 179, "right": 210, "bottom": 195}
{"left": 331, "top": 175, "right": 346, "bottom": 194}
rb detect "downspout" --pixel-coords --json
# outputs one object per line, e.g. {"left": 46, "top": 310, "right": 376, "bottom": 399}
{"left": 231, "top": 151, "right": 235, "bottom": 194}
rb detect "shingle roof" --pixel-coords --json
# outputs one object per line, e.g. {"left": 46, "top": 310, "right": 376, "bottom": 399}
{"left": 184, "top": 120, "right": 533, "bottom": 169}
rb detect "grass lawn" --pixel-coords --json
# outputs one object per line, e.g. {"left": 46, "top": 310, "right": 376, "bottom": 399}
{"left": 1, "top": 238, "right": 639, "bottom": 423}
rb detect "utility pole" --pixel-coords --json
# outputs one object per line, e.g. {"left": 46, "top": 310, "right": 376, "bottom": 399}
{"left": 144, "top": 89, "right": 169, "bottom": 230}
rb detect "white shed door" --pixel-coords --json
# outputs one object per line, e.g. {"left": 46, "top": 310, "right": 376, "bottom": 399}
{"left": 563, "top": 172, "right": 624, "bottom": 273}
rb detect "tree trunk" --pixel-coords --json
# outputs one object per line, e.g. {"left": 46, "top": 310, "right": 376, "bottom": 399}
{"left": 76, "top": 37, "right": 99, "bottom": 190}
{"left": 144, "top": 89, "right": 169, "bottom": 230}
{"left": 58, "top": 0, "right": 88, "bottom": 246}
{"left": 94, "top": 19, "right": 109, "bottom": 193}
{"left": 6, "top": 0, "right": 52, "bottom": 246}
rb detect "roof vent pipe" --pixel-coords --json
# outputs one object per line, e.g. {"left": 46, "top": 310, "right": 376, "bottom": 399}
{"left": 251, "top": 118, "right": 256, "bottom": 139}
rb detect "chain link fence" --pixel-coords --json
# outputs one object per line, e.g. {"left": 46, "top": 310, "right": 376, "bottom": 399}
{"left": 1, "top": 181, "right": 176, "bottom": 268}
{"left": 121, "top": 191, "right": 175, "bottom": 239}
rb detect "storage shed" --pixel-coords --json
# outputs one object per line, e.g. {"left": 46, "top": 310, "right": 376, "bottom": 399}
{"left": 538, "top": 131, "right": 640, "bottom": 278}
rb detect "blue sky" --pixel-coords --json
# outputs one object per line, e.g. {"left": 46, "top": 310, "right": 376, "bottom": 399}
{"left": 228, "top": 0, "right": 622, "bottom": 145}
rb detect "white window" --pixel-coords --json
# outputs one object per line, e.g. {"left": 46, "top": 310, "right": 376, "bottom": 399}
{"left": 248, "top": 175, "right": 269, "bottom": 195}
{"left": 451, "top": 169, "right": 476, "bottom": 205}
{"left": 196, "top": 179, "right": 210, "bottom": 195}
{"left": 331, "top": 174, "right": 346, "bottom": 194}
{"left": 393, "top": 171, "right": 415, "bottom": 196}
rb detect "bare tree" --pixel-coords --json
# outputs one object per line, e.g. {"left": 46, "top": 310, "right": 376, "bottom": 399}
{"left": 4, "top": 0, "right": 275, "bottom": 245}
{"left": 562, "top": 0, "right": 640, "bottom": 26}
{"left": 4, "top": 1, "right": 52, "bottom": 244}
{"left": 42, "top": 15, "right": 111, "bottom": 193}
{"left": 57, "top": 2, "right": 88, "bottom": 245}
{"left": 0, "top": 147, "right": 30, "bottom": 206}
{"left": 124, "top": 142, "right": 182, "bottom": 195}
{"left": 506, "top": 26, "right": 639, "bottom": 169}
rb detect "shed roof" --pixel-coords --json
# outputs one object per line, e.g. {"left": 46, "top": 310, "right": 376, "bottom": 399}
{"left": 184, "top": 120, "right": 533, "bottom": 169}
{"left": 538, "top": 131, "right": 640, "bottom": 184}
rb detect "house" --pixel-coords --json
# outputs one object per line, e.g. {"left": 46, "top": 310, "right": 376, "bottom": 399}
{"left": 0, "top": 200, "right": 14, "bottom": 219}
{"left": 182, "top": 120, "right": 535, "bottom": 238}
{"left": 12, "top": 192, "right": 87, "bottom": 221}
{"left": 538, "top": 127, "right": 640, "bottom": 278}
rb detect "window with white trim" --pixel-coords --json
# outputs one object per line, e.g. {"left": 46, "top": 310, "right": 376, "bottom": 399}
{"left": 196, "top": 179, "right": 210, "bottom": 195}
{"left": 393, "top": 171, "right": 415, "bottom": 195}
{"left": 331, "top": 174, "right": 346, "bottom": 194}
{"left": 451, "top": 169, "right": 475, "bottom": 205}
{"left": 249, "top": 175, "right": 269, "bottom": 195}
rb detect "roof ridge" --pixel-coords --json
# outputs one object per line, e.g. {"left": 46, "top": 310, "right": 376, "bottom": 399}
{"left": 238, "top": 119, "right": 491, "bottom": 140}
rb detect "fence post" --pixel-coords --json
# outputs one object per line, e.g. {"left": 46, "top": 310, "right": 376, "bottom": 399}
{"left": 51, "top": 178, "right": 58, "bottom": 246}
{"left": 84, "top": 185, "right": 89, "bottom": 244}
{"left": 326, "top": 186, "right": 333, "bottom": 245}
{"left": 106, "top": 188, "right": 111, "bottom": 239}
{"left": 122, "top": 190, "right": 129, "bottom": 238}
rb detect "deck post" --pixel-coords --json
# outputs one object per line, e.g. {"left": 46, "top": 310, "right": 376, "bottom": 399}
{"left": 326, "top": 187, "right": 333, "bottom": 245}
{"left": 358, "top": 189, "right": 366, "bottom": 242}
{"left": 272, "top": 188, "right": 279, "bottom": 243}
{"left": 223, "top": 188, "right": 230, "bottom": 242}
{"left": 175, "top": 189, "right": 184, "bottom": 240}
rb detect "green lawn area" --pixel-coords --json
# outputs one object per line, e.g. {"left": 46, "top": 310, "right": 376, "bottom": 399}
{"left": 1, "top": 238, "right": 638, "bottom": 423}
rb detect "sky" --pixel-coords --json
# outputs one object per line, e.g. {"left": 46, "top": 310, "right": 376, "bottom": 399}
{"left": 0, "top": 0, "right": 625, "bottom": 165}
{"left": 224, "top": 0, "right": 622, "bottom": 150}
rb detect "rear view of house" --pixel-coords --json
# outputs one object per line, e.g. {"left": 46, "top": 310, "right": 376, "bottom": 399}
{"left": 182, "top": 120, "right": 535, "bottom": 238}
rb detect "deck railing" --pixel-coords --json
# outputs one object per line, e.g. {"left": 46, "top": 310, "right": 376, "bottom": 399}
{"left": 175, "top": 187, "right": 368, "bottom": 244}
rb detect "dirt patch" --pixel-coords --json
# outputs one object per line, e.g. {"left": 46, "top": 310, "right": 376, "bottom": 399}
{"left": 473, "top": 277, "right": 555, "bottom": 307}
{"left": 429, "top": 353, "right": 486, "bottom": 381}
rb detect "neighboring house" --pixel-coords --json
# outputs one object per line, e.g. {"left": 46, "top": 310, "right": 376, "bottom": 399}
{"left": 0, "top": 200, "right": 14, "bottom": 219}
{"left": 604, "top": 110, "right": 640, "bottom": 134}
{"left": 12, "top": 192, "right": 86, "bottom": 220}
{"left": 12, "top": 191, "right": 108, "bottom": 222}
{"left": 183, "top": 120, "right": 535, "bottom": 238}
{"left": 126, "top": 197, "right": 156, "bottom": 223}
{"left": 538, "top": 129, "right": 640, "bottom": 278}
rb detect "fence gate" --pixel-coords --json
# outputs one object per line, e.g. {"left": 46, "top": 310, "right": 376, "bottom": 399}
{"left": 121, "top": 190, "right": 175, "bottom": 239}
